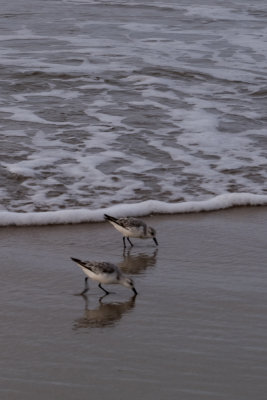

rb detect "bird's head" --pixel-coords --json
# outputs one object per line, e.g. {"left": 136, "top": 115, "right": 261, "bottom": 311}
{"left": 123, "top": 277, "right": 138, "bottom": 295}
{"left": 148, "top": 227, "right": 158, "bottom": 245}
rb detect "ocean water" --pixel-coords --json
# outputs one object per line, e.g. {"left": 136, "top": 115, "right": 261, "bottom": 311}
{"left": 0, "top": 0, "right": 267, "bottom": 225}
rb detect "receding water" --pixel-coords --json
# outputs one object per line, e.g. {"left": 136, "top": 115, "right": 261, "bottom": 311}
{"left": 0, "top": 0, "right": 267, "bottom": 213}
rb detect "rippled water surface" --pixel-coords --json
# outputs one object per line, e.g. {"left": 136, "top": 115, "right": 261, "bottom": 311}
{"left": 0, "top": 0, "right": 267, "bottom": 212}
{"left": 1, "top": 209, "right": 267, "bottom": 399}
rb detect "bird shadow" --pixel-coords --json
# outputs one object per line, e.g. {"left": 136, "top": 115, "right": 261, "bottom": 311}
{"left": 73, "top": 294, "right": 137, "bottom": 330}
{"left": 118, "top": 248, "right": 158, "bottom": 275}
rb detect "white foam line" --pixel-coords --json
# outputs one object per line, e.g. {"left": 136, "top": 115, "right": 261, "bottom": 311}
{"left": 0, "top": 193, "right": 266, "bottom": 227}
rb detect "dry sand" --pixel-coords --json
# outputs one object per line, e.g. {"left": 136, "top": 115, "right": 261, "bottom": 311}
{"left": 0, "top": 207, "right": 267, "bottom": 400}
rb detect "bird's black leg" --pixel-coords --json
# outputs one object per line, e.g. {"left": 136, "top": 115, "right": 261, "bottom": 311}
{"left": 80, "top": 277, "right": 89, "bottom": 295}
{"left": 123, "top": 236, "right": 126, "bottom": 248}
{"left": 98, "top": 283, "right": 110, "bottom": 295}
{"left": 127, "top": 237, "right": 134, "bottom": 247}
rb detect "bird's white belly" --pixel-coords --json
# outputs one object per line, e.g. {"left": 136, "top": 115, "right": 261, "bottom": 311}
{"left": 82, "top": 267, "right": 117, "bottom": 284}
{"left": 81, "top": 267, "right": 95, "bottom": 280}
{"left": 110, "top": 221, "right": 143, "bottom": 238}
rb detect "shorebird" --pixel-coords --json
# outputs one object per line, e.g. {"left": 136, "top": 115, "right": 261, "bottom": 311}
{"left": 104, "top": 214, "right": 158, "bottom": 248}
{"left": 71, "top": 257, "right": 138, "bottom": 296}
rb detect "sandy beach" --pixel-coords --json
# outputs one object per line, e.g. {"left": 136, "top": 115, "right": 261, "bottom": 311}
{"left": 0, "top": 206, "right": 267, "bottom": 400}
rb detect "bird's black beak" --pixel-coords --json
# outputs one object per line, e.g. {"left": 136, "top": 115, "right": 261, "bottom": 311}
{"left": 153, "top": 237, "right": 158, "bottom": 246}
{"left": 132, "top": 287, "right": 138, "bottom": 296}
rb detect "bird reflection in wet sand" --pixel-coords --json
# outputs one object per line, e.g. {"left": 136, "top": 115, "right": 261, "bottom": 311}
{"left": 119, "top": 249, "right": 158, "bottom": 275}
{"left": 73, "top": 294, "right": 136, "bottom": 329}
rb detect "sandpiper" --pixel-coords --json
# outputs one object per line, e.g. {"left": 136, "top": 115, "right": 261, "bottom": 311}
{"left": 71, "top": 257, "right": 138, "bottom": 296}
{"left": 104, "top": 214, "right": 158, "bottom": 248}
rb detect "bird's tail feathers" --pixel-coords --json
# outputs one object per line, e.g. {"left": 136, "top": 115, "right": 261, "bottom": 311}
{"left": 104, "top": 214, "right": 118, "bottom": 223}
{"left": 71, "top": 257, "right": 86, "bottom": 267}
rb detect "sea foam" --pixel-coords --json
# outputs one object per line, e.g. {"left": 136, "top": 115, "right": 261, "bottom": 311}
{"left": 0, "top": 193, "right": 266, "bottom": 227}
{"left": 1, "top": 1, "right": 266, "bottom": 216}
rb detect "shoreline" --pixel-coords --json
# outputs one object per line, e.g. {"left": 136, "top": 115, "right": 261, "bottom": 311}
{"left": 0, "top": 193, "right": 267, "bottom": 226}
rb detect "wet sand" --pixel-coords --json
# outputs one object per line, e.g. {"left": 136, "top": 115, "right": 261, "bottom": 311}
{"left": 0, "top": 207, "right": 267, "bottom": 400}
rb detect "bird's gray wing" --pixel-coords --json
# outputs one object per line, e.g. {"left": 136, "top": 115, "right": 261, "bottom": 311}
{"left": 118, "top": 217, "right": 147, "bottom": 234}
{"left": 87, "top": 262, "right": 118, "bottom": 275}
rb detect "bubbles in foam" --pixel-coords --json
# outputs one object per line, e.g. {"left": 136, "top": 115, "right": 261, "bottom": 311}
{"left": 0, "top": 0, "right": 266, "bottom": 220}
{"left": 0, "top": 193, "right": 266, "bottom": 226}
